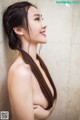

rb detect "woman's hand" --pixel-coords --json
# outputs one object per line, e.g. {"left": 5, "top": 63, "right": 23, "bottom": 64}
{"left": 33, "top": 105, "right": 49, "bottom": 120}
{"left": 33, "top": 99, "right": 57, "bottom": 120}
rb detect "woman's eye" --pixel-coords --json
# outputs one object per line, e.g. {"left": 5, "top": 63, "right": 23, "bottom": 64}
{"left": 34, "top": 17, "right": 44, "bottom": 21}
{"left": 35, "top": 18, "right": 40, "bottom": 20}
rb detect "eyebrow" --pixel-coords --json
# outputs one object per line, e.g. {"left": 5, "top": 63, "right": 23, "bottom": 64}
{"left": 33, "top": 14, "right": 42, "bottom": 17}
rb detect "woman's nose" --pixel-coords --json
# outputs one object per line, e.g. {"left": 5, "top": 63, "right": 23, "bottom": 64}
{"left": 41, "top": 20, "right": 47, "bottom": 29}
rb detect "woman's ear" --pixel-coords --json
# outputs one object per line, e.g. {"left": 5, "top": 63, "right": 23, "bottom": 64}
{"left": 13, "top": 27, "right": 24, "bottom": 36}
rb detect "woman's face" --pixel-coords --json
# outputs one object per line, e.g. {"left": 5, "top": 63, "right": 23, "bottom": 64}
{"left": 26, "top": 6, "right": 47, "bottom": 44}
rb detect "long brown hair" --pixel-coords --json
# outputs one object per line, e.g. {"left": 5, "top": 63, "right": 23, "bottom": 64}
{"left": 3, "top": 1, "right": 57, "bottom": 110}
{"left": 21, "top": 49, "right": 57, "bottom": 110}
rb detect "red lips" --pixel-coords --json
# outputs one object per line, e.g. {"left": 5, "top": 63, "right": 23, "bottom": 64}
{"left": 41, "top": 33, "right": 46, "bottom": 37}
{"left": 40, "top": 31, "right": 46, "bottom": 37}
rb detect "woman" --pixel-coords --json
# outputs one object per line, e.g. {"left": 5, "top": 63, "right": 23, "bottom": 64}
{"left": 3, "top": 1, "right": 57, "bottom": 120}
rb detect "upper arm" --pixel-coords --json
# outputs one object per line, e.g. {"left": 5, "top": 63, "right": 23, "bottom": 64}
{"left": 8, "top": 65, "right": 34, "bottom": 120}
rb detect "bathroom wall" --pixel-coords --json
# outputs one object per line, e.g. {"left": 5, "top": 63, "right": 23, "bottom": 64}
{"left": 0, "top": 0, "right": 80, "bottom": 120}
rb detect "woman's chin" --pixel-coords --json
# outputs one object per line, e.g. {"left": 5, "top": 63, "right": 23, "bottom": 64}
{"left": 40, "top": 39, "right": 47, "bottom": 44}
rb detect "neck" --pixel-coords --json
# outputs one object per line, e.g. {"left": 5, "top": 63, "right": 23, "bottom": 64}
{"left": 21, "top": 40, "right": 38, "bottom": 62}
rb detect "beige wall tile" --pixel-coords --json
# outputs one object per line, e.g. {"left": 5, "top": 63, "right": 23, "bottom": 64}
{"left": 71, "top": 4, "right": 80, "bottom": 44}
{"left": 69, "top": 44, "right": 80, "bottom": 88}
{"left": 66, "top": 88, "right": 80, "bottom": 120}
{"left": 41, "top": 43, "right": 71, "bottom": 88}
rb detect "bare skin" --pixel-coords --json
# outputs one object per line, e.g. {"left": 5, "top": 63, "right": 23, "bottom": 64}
{"left": 7, "top": 6, "right": 57, "bottom": 120}
{"left": 8, "top": 55, "right": 56, "bottom": 120}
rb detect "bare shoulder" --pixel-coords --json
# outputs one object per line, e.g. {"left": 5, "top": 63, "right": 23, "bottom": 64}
{"left": 8, "top": 55, "right": 31, "bottom": 78}
{"left": 7, "top": 57, "right": 32, "bottom": 92}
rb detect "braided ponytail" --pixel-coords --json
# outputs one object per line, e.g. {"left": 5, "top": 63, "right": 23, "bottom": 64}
{"left": 3, "top": 1, "right": 33, "bottom": 50}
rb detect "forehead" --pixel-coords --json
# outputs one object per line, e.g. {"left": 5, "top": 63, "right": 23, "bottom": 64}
{"left": 28, "top": 6, "right": 41, "bottom": 17}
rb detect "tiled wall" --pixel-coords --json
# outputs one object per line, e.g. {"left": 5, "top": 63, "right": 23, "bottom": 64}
{"left": 0, "top": 0, "right": 80, "bottom": 120}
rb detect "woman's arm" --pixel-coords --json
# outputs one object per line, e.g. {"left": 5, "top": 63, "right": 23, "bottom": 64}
{"left": 34, "top": 99, "right": 57, "bottom": 119}
{"left": 34, "top": 105, "right": 49, "bottom": 120}
{"left": 8, "top": 65, "right": 34, "bottom": 120}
